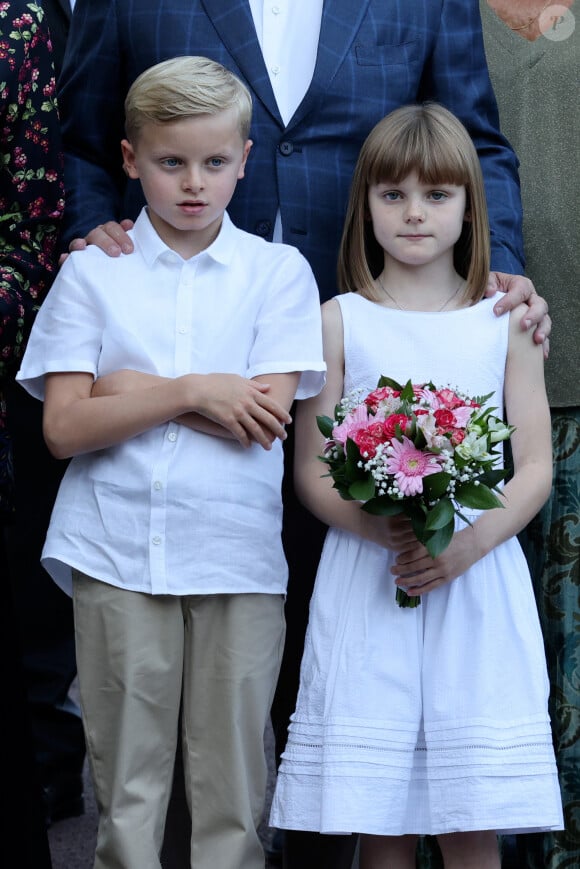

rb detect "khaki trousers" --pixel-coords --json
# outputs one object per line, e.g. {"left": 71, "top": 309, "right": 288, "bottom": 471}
{"left": 72, "top": 573, "right": 285, "bottom": 869}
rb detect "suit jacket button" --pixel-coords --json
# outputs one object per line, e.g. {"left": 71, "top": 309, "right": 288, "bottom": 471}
{"left": 255, "top": 220, "right": 272, "bottom": 236}
{"left": 279, "top": 141, "right": 294, "bottom": 156}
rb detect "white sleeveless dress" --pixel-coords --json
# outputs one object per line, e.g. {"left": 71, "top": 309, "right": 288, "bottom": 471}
{"left": 270, "top": 293, "right": 563, "bottom": 836}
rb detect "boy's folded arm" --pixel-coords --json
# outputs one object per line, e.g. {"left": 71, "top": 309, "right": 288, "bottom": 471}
{"left": 89, "top": 368, "right": 297, "bottom": 451}
{"left": 91, "top": 370, "right": 232, "bottom": 440}
{"left": 44, "top": 370, "right": 194, "bottom": 459}
{"left": 90, "top": 369, "right": 158, "bottom": 397}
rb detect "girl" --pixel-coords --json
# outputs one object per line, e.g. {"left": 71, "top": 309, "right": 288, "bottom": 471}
{"left": 270, "top": 104, "right": 563, "bottom": 868}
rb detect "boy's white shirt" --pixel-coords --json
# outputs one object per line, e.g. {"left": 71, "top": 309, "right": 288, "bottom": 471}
{"left": 17, "top": 209, "right": 325, "bottom": 597}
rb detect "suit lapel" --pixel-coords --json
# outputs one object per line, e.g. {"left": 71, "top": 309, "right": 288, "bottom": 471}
{"left": 201, "top": 0, "right": 283, "bottom": 125}
{"left": 287, "top": 0, "right": 371, "bottom": 130}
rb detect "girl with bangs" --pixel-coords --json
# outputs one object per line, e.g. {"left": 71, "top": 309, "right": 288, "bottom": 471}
{"left": 270, "top": 103, "right": 563, "bottom": 867}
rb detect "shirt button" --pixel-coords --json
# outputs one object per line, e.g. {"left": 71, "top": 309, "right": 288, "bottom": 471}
{"left": 152, "top": 536, "right": 162, "bottom": 546}
{"left": 279, "top": 141, "right": 294, "bottom": 156}
{"left": 153, "top": 481, "right": 162, "bottom": 491}
{"left": 168, "top": 432, "right": 177, "bottom": 442}
{"left": 271, "top": 64, "right": 280, "bottom": 76}
{"left": 178, "top": 326, "right": 187, "bottom": 334}
{"left": 272, "top": 5, "right": 280, "bottom": 13}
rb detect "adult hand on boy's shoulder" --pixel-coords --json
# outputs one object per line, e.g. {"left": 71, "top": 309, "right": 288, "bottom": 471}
{"left": 60, "top": 219, "right": 135, "bottom": 265}
{"left": 486, "top": 271, "right": 551, "bottom": 359}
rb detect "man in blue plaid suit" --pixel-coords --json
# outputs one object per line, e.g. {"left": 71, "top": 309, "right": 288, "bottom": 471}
{"left": 57, "top": 2, "right": 550, "bottom": 867}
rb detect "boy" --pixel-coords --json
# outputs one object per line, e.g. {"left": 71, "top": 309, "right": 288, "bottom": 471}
{"left": 17, "top": 56, "right": 325, "bottom": 869}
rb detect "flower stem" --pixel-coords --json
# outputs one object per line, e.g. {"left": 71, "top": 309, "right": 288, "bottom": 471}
{"left": 396, "top": 587, "right": 421, "bottom": 608}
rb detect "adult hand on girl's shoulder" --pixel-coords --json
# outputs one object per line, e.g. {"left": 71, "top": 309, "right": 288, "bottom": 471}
{"left": 486, "top": 272, "right": 550, "bottom": 360}
{"left": 390, "top": 526, "right": 483, "bottom": 598}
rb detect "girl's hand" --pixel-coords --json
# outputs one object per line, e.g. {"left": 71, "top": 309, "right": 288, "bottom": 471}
{"left": 390, "top": 526, "right": 481, "bottom": 597}
{"left": 364, "top": 513, "right": 417, "bottom": 552}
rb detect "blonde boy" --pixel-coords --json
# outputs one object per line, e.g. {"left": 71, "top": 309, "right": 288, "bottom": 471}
{"left": 17, "top": 56, "right": 325, "bottom": 869}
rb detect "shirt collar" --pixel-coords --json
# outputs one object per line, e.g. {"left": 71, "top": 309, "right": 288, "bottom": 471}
{"left": 132, "top": 207, "right": 237, "bottom": 268}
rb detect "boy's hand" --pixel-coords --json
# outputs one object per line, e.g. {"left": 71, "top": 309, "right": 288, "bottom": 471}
{"left": 487, "top": 272, "right": 551, "bottom": 359}
{"left": 187, "top": 373, "right": 292, "bottom": 450}
{"left": 60, "top": 219, "right": 135, "bottom": 265}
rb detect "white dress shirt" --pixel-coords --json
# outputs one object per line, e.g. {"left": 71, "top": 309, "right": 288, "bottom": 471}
{"left": 249, "top": 0, "right": 323, "bottom": 240}
{"left": 249, "top": 0, "right": 322, "bottom": 125}
{"left": 17, "top": 209, "right": 325, "bottom": 597}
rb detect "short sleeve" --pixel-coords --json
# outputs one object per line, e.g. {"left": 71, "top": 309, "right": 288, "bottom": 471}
{"left": 246, "top": 245, "right": 326, "bottom": 399}
{"left": 16, "top": 253, "right": 104, "bottom": 400}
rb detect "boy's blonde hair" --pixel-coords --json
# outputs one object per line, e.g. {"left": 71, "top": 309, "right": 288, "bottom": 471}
{"left": 338, "top": 103, "right": 490, "bottom": 305}
{"left": 124, "top": 55, "right": 253, "bottom": 142}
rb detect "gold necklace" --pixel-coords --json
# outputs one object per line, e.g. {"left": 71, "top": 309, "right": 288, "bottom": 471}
{"left": 509, "top": 0, "right": 551, "bottom": 31}
{"left": 377, "top": 275, "right": 464, "bottom": 312}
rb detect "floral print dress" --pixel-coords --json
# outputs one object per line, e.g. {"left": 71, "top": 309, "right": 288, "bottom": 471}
{"left": 0, "top": 0, "right": 64, "bottom": 517}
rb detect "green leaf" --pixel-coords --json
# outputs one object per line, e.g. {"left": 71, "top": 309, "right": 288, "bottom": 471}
{"left": 362, "top": 497, "right": 403, "bottom": 516}
{"left": 478, "top": 468, "right": 509, "bottom": 488}
{"left": 455, "top": 482, "right": 505, "bottom": 510}
{"left": 422, "top": 471, "right": 452, "bottom": 500}
{"left": 349, "top": 475, "right": 376, "bottom": 502}
{"left": 399, "top": 379, "right": 415, "bottom": 402}
{"left": 316, "top": 415, "right": 335, "bottom": 438}
{"left": 377, "top": 375, "right": 403, "bottom": 391}
{"left": 409, "top": 510, "right": 427, "bottom": 542}
{"left": 472, "top": 391, "right": 494, "bottom": 406}
{"left": 411, "top": 422, "right": 427, "bottom": 450}
{"left": 345, "top": 437, "right": 363, "bottom": 476}
{"left": 424, "top": 498, "right": 455, "bottom": 531}
{"left": 424, "top": 520, "right": 455, "bottom": 558}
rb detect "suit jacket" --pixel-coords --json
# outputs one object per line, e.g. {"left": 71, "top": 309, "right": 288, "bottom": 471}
{"left": 59, "top": 0, "right": 524, "bottom": 300}
{"left": 40, "top": 0, "right": 71, "bottom": 77}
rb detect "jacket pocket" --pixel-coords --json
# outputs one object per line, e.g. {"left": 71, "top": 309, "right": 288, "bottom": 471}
{"left": 355, "top": 41, "right": 418, "bottom": 66}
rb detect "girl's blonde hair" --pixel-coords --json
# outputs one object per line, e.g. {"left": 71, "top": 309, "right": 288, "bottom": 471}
{"left": 337, "top": 103, "right": 490, "bottom": 304}
{"left": 124, "top": 55, "right": 252, "bottom": 143}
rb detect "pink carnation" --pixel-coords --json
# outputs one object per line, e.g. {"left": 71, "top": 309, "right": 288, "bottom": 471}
{"left": 434, "top": 387, "right": 463, "bottom": 409}
{"left": 434, "top": 408, "right": 455, "bottom": 429}
{"left": 332, "top": 404, "right": 372, "bottom": 446}
{"left": 353, "top": 429, "right": 382, "bottom": 458}
{"left": 451, "top": 405, "right": 474, "bottom": 427}
{"left": 450, "top": 429, "right": 466, "bottom": 445}
{"left": 365, "top": 385, "right": 400, "bottom": 411}
{"left": 382, "top": 413, "right": 411, "bottom": 439}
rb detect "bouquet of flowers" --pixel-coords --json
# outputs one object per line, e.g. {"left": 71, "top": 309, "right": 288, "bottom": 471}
{"left": 317, "top": 376, "right": 514, "bottom": 607}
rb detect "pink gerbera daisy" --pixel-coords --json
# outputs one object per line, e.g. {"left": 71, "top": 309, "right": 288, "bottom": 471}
{"left": 385, "top": 436, "right": 442, "bottom": 496}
